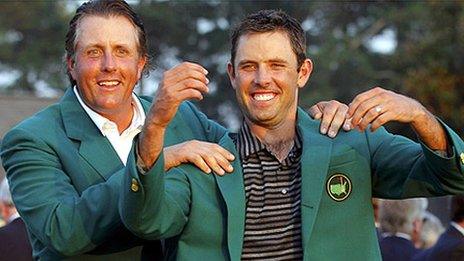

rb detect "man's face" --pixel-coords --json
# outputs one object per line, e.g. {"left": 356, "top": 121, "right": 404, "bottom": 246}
{"left": 227, "top": 31, "right": 312, "bottom": 128}
{"left": 67, "top": 15, "right": 146, "bottom": 118}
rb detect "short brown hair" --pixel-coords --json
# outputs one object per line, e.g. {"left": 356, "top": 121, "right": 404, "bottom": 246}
{"left": 230, "top": 9, "right": 306, "bottom": 71}
{"left": 65, "top": 0, "right": 151, "bottom": 86}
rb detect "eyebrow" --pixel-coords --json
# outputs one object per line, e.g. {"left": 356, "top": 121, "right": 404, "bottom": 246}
{"left": 237, "top": 58, "right": 289, "bottom": 66}
{"left": 237, "top": 59, "right": 256, "bottom": 66}
{"left": 80, "top": 43, "right": 132, "bottom": 50}
{"left": 267, "top": 58, "right": 288, "bottom": 64}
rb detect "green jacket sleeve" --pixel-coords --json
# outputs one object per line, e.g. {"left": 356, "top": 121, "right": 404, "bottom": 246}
{"left": 119, "top": 101, "right": 226, "bottom": 240}
{"left": 0, "top": 128, "right": 139, "bottom": 256}
{"left": 369, "top": 122, "right": 464, "bottom": 198}
{"left": 119, "top": 149, "right": 191, "bottom": 240}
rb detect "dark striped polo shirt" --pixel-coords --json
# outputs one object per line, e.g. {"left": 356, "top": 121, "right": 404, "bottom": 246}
{"left": 237, "top": 122, "right": 303, "bottom": 260}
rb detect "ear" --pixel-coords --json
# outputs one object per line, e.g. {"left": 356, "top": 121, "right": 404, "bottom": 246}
{"left": 227, "top": 62, "right": 236, "bottom": 89}
{"left": 137, "top": 55, "right": 147, "bottom": 80}
{"left": 67, "top": 56, "right": 77, "bottom": 81}
{"left": 297, "top": 58, "right": 313, "bottom": 88}
{"left": 412, "top": 219, "right": 422, "bottom": 232}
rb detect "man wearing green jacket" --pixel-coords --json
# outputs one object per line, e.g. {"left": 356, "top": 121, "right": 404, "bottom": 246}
{"left": 0, "top": 0, "right": 231, "bottom": 259}
{"left": 120, "top": 9, "right": 464, "bottom": 260}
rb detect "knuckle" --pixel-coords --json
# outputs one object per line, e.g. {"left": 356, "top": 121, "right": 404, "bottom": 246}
{"left": 183, "top": 79, "right": 194, "bottom": 87}
{"left": 204, "top": 155, "right": 214, "bottom": 163}
{"left": 379, "top": 92, "right": 389, "bottom": 99}
{"left": 378, "top": 115, "right": 387, "bottom": 125}
{"left": 212, "top": 144, "right": 223, "bottom": 150}
{"left": 358, "top": 103, "right": 368, "bottom": 111}
{"left": 366, "top": 109, "right": 375, "bottom": 119}
{"left": 193, "top": 155, "right": 203, "bottom": 162}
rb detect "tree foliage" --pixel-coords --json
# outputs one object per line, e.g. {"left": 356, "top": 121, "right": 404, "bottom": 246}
{"left": 0, "top": 0, "right": 462, "bottom": 135}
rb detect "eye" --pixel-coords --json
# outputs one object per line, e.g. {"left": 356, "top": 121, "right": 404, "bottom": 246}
{"left": 270, "top": 63, "right": 286, "bottom": 70}
{"left": 240, "top": 63, "right": 256, "bottom": 71}
{"left": 86, "top": 48, "right": 102, "bottom": 58}
{"left": 115, "top": 48, "right": 129, "bottom": 57}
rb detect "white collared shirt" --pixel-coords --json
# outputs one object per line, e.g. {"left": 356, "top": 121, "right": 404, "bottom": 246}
{"left": 73, "top": 87, "right": 146, "bottom": 165}
{"left": 8, "top": 212, "right": 20, "bottom": 223}
{"left": 381, "top": 232, "right": 412, "bottom": 241}
{"left": 451, "top": 222, "right": 464, "bottom": 236}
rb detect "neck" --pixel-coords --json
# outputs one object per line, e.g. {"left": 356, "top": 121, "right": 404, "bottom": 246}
{"left": 247, "top": 116, "right": 297, "bottom": 162}
{"left": 102, "top": 105, "right": 134, "bottom": 134}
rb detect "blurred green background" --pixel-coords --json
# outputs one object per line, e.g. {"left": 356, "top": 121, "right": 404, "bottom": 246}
{"left": 0, "top": 0, "right": 462, "bottom": 135}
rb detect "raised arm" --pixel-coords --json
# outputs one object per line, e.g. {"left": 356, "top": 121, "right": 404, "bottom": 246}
{"left": 138, "top": 62, "right": 211, "bottom": 171}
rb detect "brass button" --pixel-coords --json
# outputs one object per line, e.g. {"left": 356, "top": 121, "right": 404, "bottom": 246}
{"left": 460, "top": 152, "right": 464, "bottom": 165}
{"left": 131, "top": 178, "right": 139, "bottom": 192}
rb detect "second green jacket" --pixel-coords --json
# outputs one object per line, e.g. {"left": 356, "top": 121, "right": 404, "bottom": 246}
{"left": 120, "top": 108, "right": 464, "bottom": 261}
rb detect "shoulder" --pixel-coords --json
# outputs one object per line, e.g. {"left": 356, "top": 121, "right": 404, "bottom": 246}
{"left": 1, "top": 101, "right": 67, "bottom": 158}
{"left": 3, "top": 102, "right": 63, "bottom": 139}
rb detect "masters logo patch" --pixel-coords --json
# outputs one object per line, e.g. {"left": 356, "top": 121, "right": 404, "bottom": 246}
{"left": 326, "top": 173, "right": 352, "bottom": 201}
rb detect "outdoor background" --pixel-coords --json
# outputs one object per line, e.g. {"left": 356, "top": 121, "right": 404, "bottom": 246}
{"left": 0, "top": 0, "right": 463, "bottom": 222}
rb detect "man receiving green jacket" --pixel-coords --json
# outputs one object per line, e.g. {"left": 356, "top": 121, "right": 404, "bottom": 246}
{"left": 120, "top": 10, "right": 464, "bottom": 261}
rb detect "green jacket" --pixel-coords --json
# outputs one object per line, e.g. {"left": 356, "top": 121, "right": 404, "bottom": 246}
{"left": 121, "top": 108, "right": 464, "bottom": 261}
{"left": 0, "top": 89, "right": 226, "bottom": 260}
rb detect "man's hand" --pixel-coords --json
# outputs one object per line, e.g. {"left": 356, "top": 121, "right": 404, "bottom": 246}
{"left": 347, "top": 87, "right": 448, "bottom": 151}
{"left": 164, "top": 140, "right": 235, "bottom": 175}
{"left": 138, "top": 62, "right": 210, "bottom": 169}
{"left": 308, "top": 100, "right": 351, "bottom": 138}
{"left": 147, "top": 62, "right": 209, "bottom": 128}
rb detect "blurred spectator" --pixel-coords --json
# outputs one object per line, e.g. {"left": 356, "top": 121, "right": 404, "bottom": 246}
{"left": 413, "top": 196, "right": 464, "bottom": 261}
{"left": 418, "top": 211, "right": 445, "bottom": 249}
{"left": 0, "top": 178, "right": 32, "bottom": 261}
{"left": 373, "top": 198, "right": 382, "bottom": 239}
{"left": 379, "top": 198, "right": 427, "bottom": 261}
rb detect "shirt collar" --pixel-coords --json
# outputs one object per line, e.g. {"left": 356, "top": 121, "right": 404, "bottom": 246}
{"left": 8, "top": 212, "right": 20, "bottom": 223}
{"left": 451, "top": 222, "right": 464, "bottom": 236}
{"left": 237, "top": 122, "right": 266, "bottom": 159}
{"left": 237, "top": 120, "right": 302, "bottom": 163}
{"left": 73, "top": 87, "right": 145, "bottom": 136}
{"left": 381, "top": 232, "right": 412, "bottom": 241}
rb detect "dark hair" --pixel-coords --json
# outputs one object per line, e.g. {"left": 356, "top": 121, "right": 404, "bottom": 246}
{"left": 230, "top": 9, "right": 306, "bottom": 72}
{"left": 65, "top": 0, "right": 151, "bottom": 86}
{"left": 451, "top": 196, "right": 464, "bottom": 222}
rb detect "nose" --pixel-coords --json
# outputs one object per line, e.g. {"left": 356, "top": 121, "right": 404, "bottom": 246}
{"left": 253, "top": 67, "right": 271, "bottom": 87}
{"left": 101, "top": 51, "right": 116, "bottom": 72}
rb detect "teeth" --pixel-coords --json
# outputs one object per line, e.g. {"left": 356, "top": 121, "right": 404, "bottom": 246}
{"left": 98, "top": 81, "right": 119, "bottom": 86}
{"left": 253, "top": 93, "right": 275, "bottom": 101}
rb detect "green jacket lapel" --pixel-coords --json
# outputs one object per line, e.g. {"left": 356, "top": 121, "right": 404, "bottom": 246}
{"left": 214, "top": 134, "right": 245, "bottom": 261}
{"left": 60, "top": 88, "right": 123, "bottom": 180}
{"left": 296, "top": 108, "right": 333, "bottom": 254}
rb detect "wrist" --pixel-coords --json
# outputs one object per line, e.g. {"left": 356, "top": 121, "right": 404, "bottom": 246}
{"left": 411, "top": 104, "right": 431, "bottom": 128}
{"left": 137, "top": 128, "right": 166, "bottom": 170}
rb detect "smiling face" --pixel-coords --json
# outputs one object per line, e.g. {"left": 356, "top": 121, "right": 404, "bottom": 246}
{"left": 67, "top": 15, "right": 146, "bottom": 120}
{"left": 228, "top": 31, "right": 312, "bottom": 129}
